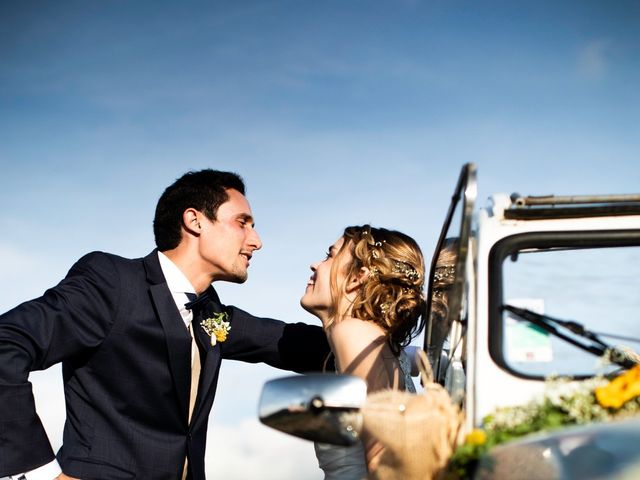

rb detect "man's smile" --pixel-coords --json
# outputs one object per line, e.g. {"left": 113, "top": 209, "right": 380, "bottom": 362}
{"left": 240, "top": 251, "right": 252, "bottom": 265}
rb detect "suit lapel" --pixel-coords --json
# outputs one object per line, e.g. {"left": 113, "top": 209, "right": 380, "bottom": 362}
{"left": 191, "top": 286, "right": 223, "bottom": 422}
{"left": 144, "top": 251, "right": 191, "bottom": 422}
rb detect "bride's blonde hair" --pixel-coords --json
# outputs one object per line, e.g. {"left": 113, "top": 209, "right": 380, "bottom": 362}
{"left": 329, "top": 225, "right": 426, "bottom": 355}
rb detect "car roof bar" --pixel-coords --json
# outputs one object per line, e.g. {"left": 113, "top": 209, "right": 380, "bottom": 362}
{"left": 510, "top": 193, "right": 640, "bottom": 207}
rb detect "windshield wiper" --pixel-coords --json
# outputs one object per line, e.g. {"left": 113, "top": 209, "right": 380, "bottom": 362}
{"left": 502, "top": 304, "right": 639, "bottom": 369}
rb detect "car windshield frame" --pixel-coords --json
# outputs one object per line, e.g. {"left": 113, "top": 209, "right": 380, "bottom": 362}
{"left": 488, "top": 230, "right": 640, "bottom": 379}
{"left": 423, "top": 162, "right": 476, "bottom": 379}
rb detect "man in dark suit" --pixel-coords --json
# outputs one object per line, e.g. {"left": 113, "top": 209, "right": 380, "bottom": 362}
{"left": 0, "top": 169, "right": 330, "bottom": 479}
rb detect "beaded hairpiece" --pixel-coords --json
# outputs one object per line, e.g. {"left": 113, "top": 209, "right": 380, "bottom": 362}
{"left": 362, "top": 229, "right": 386, "bottom": 259}
{"left": 393, "top": 260, "right": 421, "bottom": 282}
{"left": 434, "top": 265, "right": 456, "bottom": 283}
{"left": 433, "top": 264, "right": 456, "bottom": 298}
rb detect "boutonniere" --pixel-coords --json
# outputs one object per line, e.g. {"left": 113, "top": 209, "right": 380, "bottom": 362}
{"left": 200, "top": 312, "right": 231, "bottom": 346}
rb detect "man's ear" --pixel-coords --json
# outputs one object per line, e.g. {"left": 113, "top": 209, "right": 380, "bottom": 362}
{"left": 345, "top": 267, "right": 370, "bottom": 293}
{"left": 182, "top": 208, "right": 201, "bottom": 235}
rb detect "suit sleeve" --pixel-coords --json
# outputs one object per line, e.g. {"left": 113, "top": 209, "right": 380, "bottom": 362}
{"left": 0, "top": 252, "right": 120, "bottom": 476}
{"left": 220, "top": 306, "right": 331, "bottom": 373}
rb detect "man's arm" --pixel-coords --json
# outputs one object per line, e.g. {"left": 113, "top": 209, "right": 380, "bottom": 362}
{"left": 219, "top": 306, "right": 331, "bottom": 373}
{"left": 0, "top": 252, "right": 120, "bottom": 477}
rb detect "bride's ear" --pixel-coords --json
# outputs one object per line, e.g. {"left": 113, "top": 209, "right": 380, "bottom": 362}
{"left": 345, "top": 267, "right": 370, "bottom": 293}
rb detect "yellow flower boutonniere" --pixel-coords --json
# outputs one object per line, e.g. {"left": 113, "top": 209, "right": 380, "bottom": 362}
{"left": 200, "top": 312, "right": 231, "bottom": 346}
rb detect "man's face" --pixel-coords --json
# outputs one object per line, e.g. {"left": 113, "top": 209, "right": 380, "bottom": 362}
{"left": 199, "top": 188, "right": 262, "bottom": 283}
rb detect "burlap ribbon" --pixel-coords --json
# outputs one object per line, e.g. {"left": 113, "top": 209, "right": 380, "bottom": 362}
{"left": 362, "top": 350, "right": 464, "bottom": 480}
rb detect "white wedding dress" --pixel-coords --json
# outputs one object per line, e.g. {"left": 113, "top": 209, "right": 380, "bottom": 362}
{"left": 314, "top": 352, "right": 416, "bottom": 480}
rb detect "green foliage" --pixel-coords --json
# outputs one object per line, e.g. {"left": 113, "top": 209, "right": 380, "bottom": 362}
{"left": 446, "top": 375, "right": 640, "bottom": 479}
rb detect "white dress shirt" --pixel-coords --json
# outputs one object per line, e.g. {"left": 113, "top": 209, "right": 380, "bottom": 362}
{"left": 157, "top": 250, "right": 198, "bottom": 329}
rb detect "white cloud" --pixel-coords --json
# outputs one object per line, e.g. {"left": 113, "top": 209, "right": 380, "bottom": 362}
{"left": 0, "top": 243, "right": 40, "bottom": 277}
{"left": 31, "top": 366, "right": 66, "bottom": 450}
{"left": 207, "top": 419, "right": 321, "bottom": 480}
{"left": 578, "top": 39, "right": 612, "bottom": 80}
{"left": 0, "top": 243, "right": 59, "bottom": 311}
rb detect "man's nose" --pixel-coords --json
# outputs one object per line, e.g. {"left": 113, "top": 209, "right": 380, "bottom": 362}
{"left": 248, "top": 228, "right": 262, "bottom": 251}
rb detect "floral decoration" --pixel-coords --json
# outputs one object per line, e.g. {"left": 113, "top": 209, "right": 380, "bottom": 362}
{"left": 446, "top": 364, "right": 640, "bottom": 479}
{"left": 200, "top": 312, "right": 231, "bottom": 346}
{"left": 595, "top": 364, "right": 640, "bottom": 408}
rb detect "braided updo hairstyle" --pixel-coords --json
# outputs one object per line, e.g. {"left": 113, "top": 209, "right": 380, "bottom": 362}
{"left": 430, "top": 238, "right": 458, "bottom": 328}
{"left": 330, "top": 225, "right": 426, "bottom": 355}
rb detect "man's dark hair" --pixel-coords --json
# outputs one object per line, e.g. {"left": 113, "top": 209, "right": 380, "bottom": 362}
{"left": 153, "top": 169, "right": 245, "bottom": 251}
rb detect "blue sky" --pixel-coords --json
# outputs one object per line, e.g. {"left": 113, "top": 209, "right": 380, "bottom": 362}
{"left": 1, "top": 1, "right": 639, "bottom": 478}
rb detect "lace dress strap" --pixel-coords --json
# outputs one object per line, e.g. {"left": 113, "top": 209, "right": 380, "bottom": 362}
{"left": 399, "top": 350, "right": 416, "bottom": 393}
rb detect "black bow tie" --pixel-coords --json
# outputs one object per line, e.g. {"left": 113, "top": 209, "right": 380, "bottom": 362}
{"left": 184, "top": 289, "right": 211, "bottom": 313}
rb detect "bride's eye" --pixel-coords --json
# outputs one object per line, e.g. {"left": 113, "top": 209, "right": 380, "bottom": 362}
{"left": 324, "top": 250, "right": 332, "bottom": 260}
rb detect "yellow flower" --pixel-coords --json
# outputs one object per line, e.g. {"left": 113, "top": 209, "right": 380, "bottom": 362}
{"left": 595, "top": 386, "right": 623, "bottom": 409}
{"left": 595, "top": 364, "right": 640, "bottom": 409}
{"left": 214, "top": 328, "right": 228, "bottom": 343}
{"left": 201, "top": 312, "right": 231, "bottom": 346}
{"left": 465, "top": 428, "right": 487, "bottom": 446}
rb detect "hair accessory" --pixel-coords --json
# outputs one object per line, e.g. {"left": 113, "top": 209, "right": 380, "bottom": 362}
{"left": 380, "top": 301, "right": 391, "bottom": 315}
{"left": 369, "top": 266, "right": 380, "bottom": 279}
{"left": 434, "top": 265, "right": 456, "bottom": 283}
{"left": 371, "top": 240, "right": 386, "bottom": 260}
{"left": 393, "top": 261, "right": 421, "bottom": 282}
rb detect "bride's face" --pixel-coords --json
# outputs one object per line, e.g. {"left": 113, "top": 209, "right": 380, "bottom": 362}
{"left": 300, "top": 237, "right": 351, "bottom": 319}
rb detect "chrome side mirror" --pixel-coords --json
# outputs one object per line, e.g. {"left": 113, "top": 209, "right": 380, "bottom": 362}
{"left": 258, "top": 374, "right": 367, "bottom": 446}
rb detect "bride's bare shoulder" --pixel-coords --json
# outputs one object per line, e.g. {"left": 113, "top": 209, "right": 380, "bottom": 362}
{"left": 330, "top": 317, "right": 386, "bottom": 369}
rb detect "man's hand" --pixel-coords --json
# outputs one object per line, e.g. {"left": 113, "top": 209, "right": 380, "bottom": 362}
{"left": 56, "top": 474, "right": 80, "bottom": 480}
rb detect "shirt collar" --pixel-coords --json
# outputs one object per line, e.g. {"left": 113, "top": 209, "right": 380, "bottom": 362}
{"left": 157, "top": 251, "right": 196, "bottom": 296}
{"left": 157, "top": 251, "right": 198, "bottom": 328}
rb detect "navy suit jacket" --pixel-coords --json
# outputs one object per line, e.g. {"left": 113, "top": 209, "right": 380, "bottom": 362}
{"left": 0, "top": 250, "right": 329, "bottom": 479}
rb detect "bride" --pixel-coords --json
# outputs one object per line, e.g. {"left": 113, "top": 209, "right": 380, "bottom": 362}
{"left": 301, "top": 225, "right": 426, "bottom": 479}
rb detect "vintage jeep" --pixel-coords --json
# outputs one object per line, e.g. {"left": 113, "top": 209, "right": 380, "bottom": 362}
{"left": 259, "top": 163, "right": 640, "bottom": 479}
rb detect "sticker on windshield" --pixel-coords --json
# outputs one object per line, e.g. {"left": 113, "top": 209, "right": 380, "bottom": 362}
{"left": 505, "top": 298, "right": 553, "bottom": 363}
